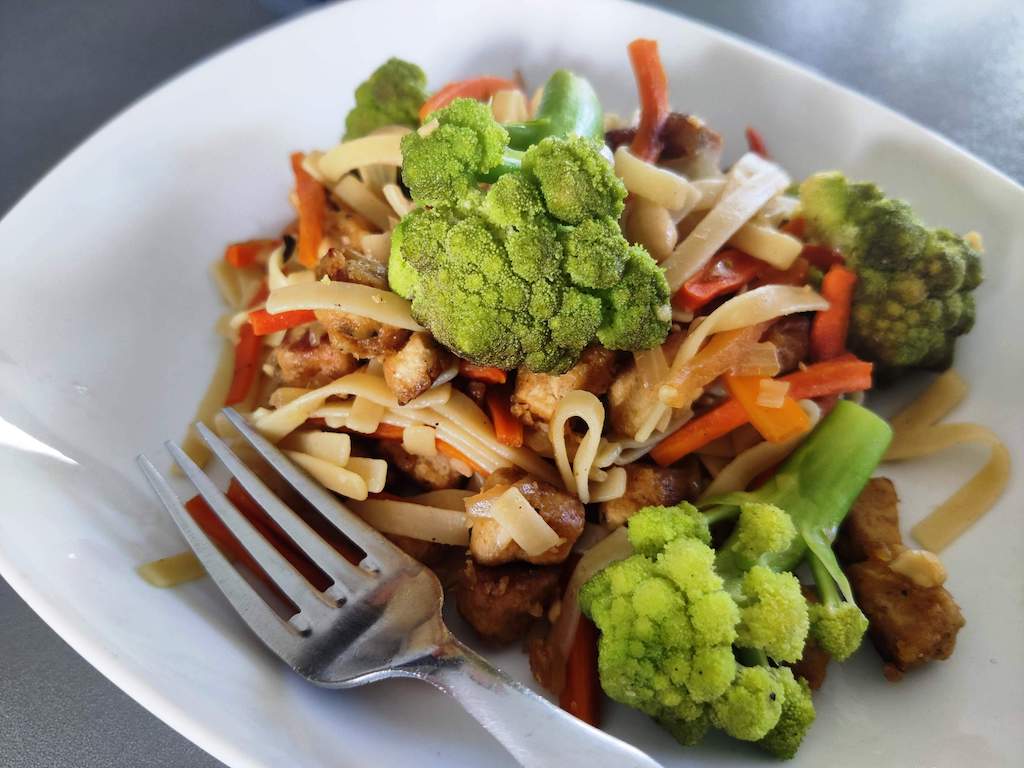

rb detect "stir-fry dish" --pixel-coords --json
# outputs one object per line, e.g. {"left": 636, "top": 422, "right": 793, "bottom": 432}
{"left": 143, "top": 39, "right": 1012, "bottom": 759}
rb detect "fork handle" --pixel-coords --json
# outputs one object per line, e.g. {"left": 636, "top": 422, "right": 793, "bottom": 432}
{"left": 410, "top": 639, "right": 663, "bottom": 768}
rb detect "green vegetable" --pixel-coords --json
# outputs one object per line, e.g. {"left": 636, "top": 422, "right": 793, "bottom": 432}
{"left": 391, "top": 93, "right": 670, "bottom": 372}
{"left": 502, "top": 69, "right": 604, "bottom": 149}
{"left": 703, "top": 400, "right": 892, "bottom": 662}
{"left": 799, "top": 172, "right": 983, "bottom": 378}
{"left": 343, "top": 58, "right": 427, "bottom": 139}
{"left": 579, "top": 502, "right": 813, "bottom": 756}
{"left": 581, "top": 401, "right": 891, "bottom": 758}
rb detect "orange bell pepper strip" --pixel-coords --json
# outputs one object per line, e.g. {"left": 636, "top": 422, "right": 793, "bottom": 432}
{"left": 810, "top": 264, "right": 858, "bottom": 361}
{"left": 225, "top": 323, "right": 261, "bottom": 406}
{"left": 459, "top": 360, "right": 507, "bottom": 384}
{"left": 724, "top": 374, "right": 811, "bottom": 443}
{"left": 627, "top": 39, "right": 670, "bottom": 162}
{"left": 248, "top": 308, "right": 317, "bottom": 336}
{"left": 559, "top": 616, "right": 601, "bottom": 726}
{"left": 224, "top": 239, "right": 280, "bottom": 268}
{"left": 419, "top": 76, "right": 519, "bottom": 121}
{"left": 290, "top": 152, "right": 326, "bottom": 268}
{"left": 651, "top": 356, "right": 873, "bottom": 466}
{"left": 486, "top": 386, "right": 524, "bottom": 448}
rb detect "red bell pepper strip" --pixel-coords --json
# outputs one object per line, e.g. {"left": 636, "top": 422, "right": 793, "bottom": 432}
{"left": 225, "top": 323, "right": 261, "bottom": 406}
{"left": 248, "top": 308, "right": 316, "bottom": 336}
{"left": 745, "top": 126, "right": 770, "bottom": 158}
{"left": 673, "top": 250, "right": 763, "bottom": 312}
{"left": 559, "top": 617, "right": 601, "bottom": 726}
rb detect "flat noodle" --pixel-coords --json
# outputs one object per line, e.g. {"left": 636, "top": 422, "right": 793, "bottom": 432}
{"left": 284, "top": 450, "right": 368, "bottom": 500}
{"left": 589, "top": 466, "right": 628, "bottom": 503}
{"left": 345, "top": 457, "right": 388, "bottom": 494}
{"left": 137, "top": 551, "right": 206, "bottom": 588}
{"left": 614, "top": 146, "right": 697, "bottom": 210}
{"left": 883, "top": 371, "right": 1010, "bottom": 552}
{"left": 403, "top": 424, "right": 437, "bottom": 457}
{"left": 346, "top": 498, "right": 470, "bottom": 545}
{"left": 491, "top": 89, "right": 529, "bottom": 122}
{"left": 700, "top": 400, "right": 821, "bottom": 498}
{"left": 281, "top": 430, "right": 351, "bottom": 466}
{"left": 317, "top": 131, "right": 408, "bottom": 183}
{"left": 381, "top": 184, "right": 414, "bottom": 218}
{"left": 266, "top": 281, "right": 423, "bottom": 331}
{"left": 333, "top": 175, "right": 393, "bottom": 231}
{"left": 490, "top": 487, "right": 564, "bottom": 556}
{"left": 361, "top": 233, "right": 391, "bottom": 264}
{"left": 410, "top": 488, "right": 475, "bottom": 510}
{"left": 727, "top": 221, "right": 803, "bottom": 270}
{"left": 661, "top": 153, "right": 790, "bottom": 291}
{"left": 210, "top": 261, "right": 243, "bottom": 308}
{"left": 550, "top": 390, "right": 605, "bottom": 503}
{"left": 346, "top": 395, "right": 386, "bottom": 433}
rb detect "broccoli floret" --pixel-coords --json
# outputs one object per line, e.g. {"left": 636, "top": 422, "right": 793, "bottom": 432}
{"left": 799, "top": 172, "right": 983, "bottom": 377}
{"left": 806, "top": 555, "right": 869, "bottom": 661}
{"left": 390, "top": 96, "right": 669, "bottom": 372}
{"left": 580, "top": 503, "right": 813, "bottom": 755}
{"left": 758, "top": 669, "right": 816, "bottom": 759}
{"left": 343, "top": 58, "right": 427, "bottom": 139}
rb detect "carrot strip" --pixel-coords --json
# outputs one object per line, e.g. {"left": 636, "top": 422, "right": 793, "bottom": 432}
{"left": 224, "top": 239, "right": 280, "bottom": 268}
{"left": 459, "top": 360, "right": 508, "bottom": 384}
{"left": 436, "top": 440, "right": 489, "bottom": 476}
{"left": 810, "top": 264, "right": 858, "bottom": 360}
{"left": 419, "top": 76, "right": 519, "bottom": 121}
{"left": 486, "top": 386, "right": 524, "bottom": 448}
{"left": 290, "top": 152, "right": 326, "bottom": 268}
{"left": 651, "top": 357, "right": 873, "bottom": 466}
{"left": 724, "top": 374, "right": 811, "bottom": 443}
{"left": 745, "top": 126, "right": 770, "bottom": 159}
{"left": 225, "top": 323, "right": 261, "bottom": 406}
{"left": 559, "top": 617, "right": 601, "bottom": 726}
{"left": 249, "top": 308, "right": 316, "bottom": 336}
{"left": 627, "top": 39, "right": 670, "bottom": 162}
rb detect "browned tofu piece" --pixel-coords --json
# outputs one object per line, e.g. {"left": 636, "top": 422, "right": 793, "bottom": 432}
{"left": 316, "top": 310, "right": 410, "bottom": 358}
{"left": 511, "top": 347, "right": 618, "bottom": 426}
{"left": 599, "top": 461, "right": 703, "bottom": 528}
{"left": 274, "top": 334, "right": 357, "bottom": 388}
{"left": 835, "top": 477, "right": 904, "bottom": 564}
{"left": 606, "top": 332, "right": 684, "bottom": 438}
{"left": 324, "top": 206, "right": 378, "bottom": 253}
{"left": 762, "top": 315, "right": 810, "bottom": 375}
{"left": 469, "top": 468, "right": 585, "bottom": 566}
{"left": 455, "top": 560, "right": 561, "bottom": 644}
{"left": 788, "top": 586, "right": 830, "bottom": 690}
{"left": 379, "top": 441, "right": 464, "bottom": 491}
{"left": 847, "top": 559, "right": 965, "bottom": 680}
{"left": 382, "top": 332, "right": 453, "bottom": 405}
{"left": 315, "top": 247, "right": 388, "bottom": 290}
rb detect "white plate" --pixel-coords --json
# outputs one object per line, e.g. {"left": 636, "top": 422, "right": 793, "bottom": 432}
{"left": 1, "top": 0, "right": 1021, "bottom": 765}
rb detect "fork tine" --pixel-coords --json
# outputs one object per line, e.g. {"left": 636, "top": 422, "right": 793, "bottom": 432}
{"left": 164, "top": 440, "right": 329, "bottom": 616}
{"left": 221, "top": 409, "right": 408, "bottom": 570}
{"left": 194, "top": 422, "right": 371, "bottom": 595}
{"left": 137, "top": 454, "right": 302, "bottom": 660}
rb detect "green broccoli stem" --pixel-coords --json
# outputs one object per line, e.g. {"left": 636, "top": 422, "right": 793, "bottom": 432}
{"left": 503, "top": 69, "right": 604, "bottom": 150}
{"left": 702, "top": 401, "right": 892, "bottom": 593}
{"left": 736, "top": 647, "right": 770, "bottom": 668}
{"left": 480, "top": 148, "right": 524, "bottom": 183}
{"left": 807, "top": 549, "right": 841, "bottom": 609}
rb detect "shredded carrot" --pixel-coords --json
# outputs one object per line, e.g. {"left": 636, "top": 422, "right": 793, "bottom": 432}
{"left": 745, "top": 126, "right": 770, "bottom": 159}
{"left": 724, "top": 374, "right": 811, "bottom": 442}
{"left": 225, "top": 323, "right": 261, "bottom": 406}
{"left": 651, "top": 356, "right": 873, "bottom": 466}
{"left": 810, "top": 264, "right": 857, "bottom": 361}
{"left": 486, "top": 386, "right": 524, "bottom": 448}
{"left": 436, "top": 440, "right": 489, "bottom": 476}
{"left": 369, "top": 422, "right": 490, "bottom": 475}
{"left": 627, "top": 39, "right": 670, "bottom": 162}
{"left": 459, "top": 360, "right": 508, "bottom": 384}
{"left": 249, "top": 308, "right": 317, "bottom": 336}
{"left": 290, "top": 152, "right": 326, "bottom": 268}
{"left": 419, "top": 76, "right": 519, "bottom": 121}
{"left": 224, "top": 239, "right": 280, "bottom": 268}
{"left": 559, "top": 616, "right": 601, "bottom": 726}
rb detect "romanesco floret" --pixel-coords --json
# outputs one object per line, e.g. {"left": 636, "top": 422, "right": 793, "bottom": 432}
{"left": 391, "top": 97, "right": 670, "bottom": 372}
{"left": 343, "top": 58, "right": 427, "bottom": 139}
{"left": 758, "top": 668, "right": 816, "bottom": 759}
{"left": 580, "top": 503, "right": 814, "bottom": 756}
{"left": 799, "top": 172, "right": 983, "bottom": 377}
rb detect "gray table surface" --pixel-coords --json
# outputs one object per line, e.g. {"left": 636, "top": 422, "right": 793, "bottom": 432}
{"left": 1, "top": 1, "right": 1021, "bottom": 766}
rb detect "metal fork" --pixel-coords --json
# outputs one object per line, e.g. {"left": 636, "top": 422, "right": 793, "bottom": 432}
{"left": 138, "top": 408, "right": 662, "bottom": 768}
